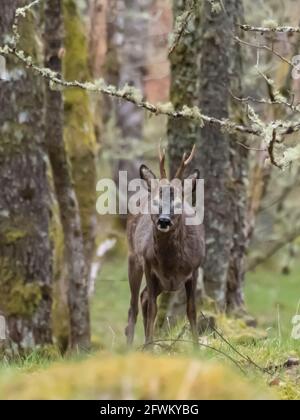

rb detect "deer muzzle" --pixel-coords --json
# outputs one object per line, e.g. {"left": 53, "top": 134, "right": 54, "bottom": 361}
{"left": 157, "top": 215, "right": 172, "bottom": 232}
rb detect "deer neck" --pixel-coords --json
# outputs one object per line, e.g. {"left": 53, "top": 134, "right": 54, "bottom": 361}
{"left": 153, "top": 220, "right": 184, "bottom": 259}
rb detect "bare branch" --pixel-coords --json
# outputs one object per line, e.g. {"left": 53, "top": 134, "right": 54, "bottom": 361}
{"left": 234, "top": 36, "right": 294, "bottom": 68}
{"left": 2, "top": 0, "right": 300, "bottom": 169}
{"left": 240, "top": 24, "right": 300, "bottom": 34}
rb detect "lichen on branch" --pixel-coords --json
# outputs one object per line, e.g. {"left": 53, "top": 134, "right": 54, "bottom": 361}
{"left": 1, "top": 0, "right": 300, "bottom": 168}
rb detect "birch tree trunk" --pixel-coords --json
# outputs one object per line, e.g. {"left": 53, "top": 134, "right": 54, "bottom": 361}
{"left": 0, "top": 0, "right": 53, "bottom": 350}
{"left": 44, "top": 0, "right": 90, "bottom": 351}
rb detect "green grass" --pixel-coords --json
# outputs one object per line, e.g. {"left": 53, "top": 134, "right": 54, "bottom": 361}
{"left": 1, "top": 253, "right": 300, "bottom": 399}
{"left": 90, "top": 254, "right": 144, "bottom": 350}
{"left": 245, "top": 265, "right": 300, "bottom": 340}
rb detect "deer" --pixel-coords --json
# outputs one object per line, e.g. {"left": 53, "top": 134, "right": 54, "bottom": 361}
{"left": 125, "top": 145, "right": 205, "bottom": 346}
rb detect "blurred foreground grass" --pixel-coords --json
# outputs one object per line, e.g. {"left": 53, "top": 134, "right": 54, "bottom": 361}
{"left": 0, "top": 252, "right": 299, "bottom": 400}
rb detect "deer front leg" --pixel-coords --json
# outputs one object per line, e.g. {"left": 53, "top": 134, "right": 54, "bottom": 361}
{"left": 125, "top": 254, "right": 143, "bottom": 346}
{"left": 144, "top": 264, "right": 161, "bottom": 347}
{"left": 185, "top": 273, "right": 198, "bottom": 345}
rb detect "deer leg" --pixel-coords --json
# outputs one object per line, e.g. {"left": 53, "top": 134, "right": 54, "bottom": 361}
{"left": 144, "top": 265, "right": 161, "bottom": 346}
{"left": 125, "top": 254, "right": 143, "bottom": 346}
{"left": 140, "top": 286, "right": 148, "bottom": 335}
{"left": 185, "top": 273, "right": 198, "bottom": 345}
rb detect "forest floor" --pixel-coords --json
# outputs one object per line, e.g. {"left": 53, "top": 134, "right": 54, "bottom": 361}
{"left": 0, "top": 248, "right": 300, "bottom": 399}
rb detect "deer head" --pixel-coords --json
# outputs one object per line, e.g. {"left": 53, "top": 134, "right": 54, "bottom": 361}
{"left": 139, "top": 145, "right": 199, "bottom": 233}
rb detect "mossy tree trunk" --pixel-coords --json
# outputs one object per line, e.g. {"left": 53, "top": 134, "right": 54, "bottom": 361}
{"left": 198, "top": 0, "right": 248, "bottom": 311}
{"left": 63, "top": 0, "right": 98, "bottom": 276}
{"left": 0, "top": 0, "right": 53, "bottom": 350}
{"left": 168, "top": 0, "right": 200, "bottom": 176}
{"left": 44, "top": 0, "right": 90, "bottom": 351}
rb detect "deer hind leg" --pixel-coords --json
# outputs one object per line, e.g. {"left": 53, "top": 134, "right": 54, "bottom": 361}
{"left": 140, "top": 286, "right": 148, "bottom": 335}
{"left": 125, "top": 254, "right": 143, "bottom": 346}
{"left": 185, "top": 272, "right": 198, "bottom": 345}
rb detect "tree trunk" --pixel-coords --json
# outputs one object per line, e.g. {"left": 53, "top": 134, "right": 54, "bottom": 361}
{"left": 89, "top": 0, "right": 107, "bottom": 78}
{"left": 109, "top": 0, "right": 153, "bottom": 213}
{"left": 44, "top": 0, "right": 90, "bottom": 351}
{"left": 226, "top": 0, "right": 249, "bottom": 312}
{"left": 0, "top": 0, "right": 53, "bottom": 350}
{"left": 157, "top": 0, "right": 201, "bottom": 328}
{"left": 89, "top": 0, "right": 107, "bottom": 145}
{"left": 198, "top": 0, "right": 248, "bottom": 311}
{"left": 168, "top": 0, "right": 200, "bottom": 176}
{"left": 63, "top": 0, "right": 98, "bottom": 280}
{"left": 0, "top": 0, "right": 17, "bottom": 32}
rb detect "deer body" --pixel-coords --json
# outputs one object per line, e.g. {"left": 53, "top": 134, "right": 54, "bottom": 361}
{"left": 125, "top": 146, "right": 205, "bottom": 346}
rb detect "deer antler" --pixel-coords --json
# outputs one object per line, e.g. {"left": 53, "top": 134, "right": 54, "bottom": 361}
{"left": 158, "top": 144, "right": 167, "bottom": 179}
{"left": 174, "top": 144, "right": 196, "bottom": 179}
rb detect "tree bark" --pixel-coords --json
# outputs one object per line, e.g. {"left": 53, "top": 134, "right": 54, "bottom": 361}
{"left": 157, "top": 0, "right": 201, "bottom": 328}
{"left": 0, "top": 0, "right": 53, "bottom": 350}
{"left": 63, "top": 0, "right": 98, "bottom": 281}
{"left": 44, "top": 0, "right": 90, "bottom": 351}
{"left": 168, "top": 0, "right": 200, "bottom": 176}
{"left": 226, "top": 0, "right": 248, "bottom": 312}
{"left": 109, "top": 0, "right": 153, "bottom": 209}
{"left": 198, "top": 0, "right": 248, "bottom": 311}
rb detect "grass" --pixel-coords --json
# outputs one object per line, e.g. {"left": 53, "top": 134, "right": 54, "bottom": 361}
{"left": 246, "top": 265, "right": 300, "bottom": 340}
{"left": 0, "top": 251, "right": 300, "bottom": 399}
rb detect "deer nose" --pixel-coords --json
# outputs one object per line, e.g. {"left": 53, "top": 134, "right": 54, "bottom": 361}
{"left": 158, "top": 215, "right": 172, "bottom": 229}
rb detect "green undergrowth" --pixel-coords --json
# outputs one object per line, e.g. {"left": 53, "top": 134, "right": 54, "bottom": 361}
{"left": 0, "top": 253, "right": 300, "bottom": 399}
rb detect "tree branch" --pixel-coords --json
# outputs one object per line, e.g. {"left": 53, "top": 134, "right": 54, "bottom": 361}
{"left": 240, "top": 24, "right": 300, "bottom": 34}
{"left": 2, "top": 0, "right": 300, "bottom": 165}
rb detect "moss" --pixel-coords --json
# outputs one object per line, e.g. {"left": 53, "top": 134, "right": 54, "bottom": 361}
{"left": 48, "top": 167, "right": 69, "bottom": 351}
{"left": 3, "top": 229, "right": 27, "bottom": 244}
{"left": 0, "top": 352, "right": 275, "bottom": 400}
{"left": 216, "top": 314, "right": 268, "bottom": 344}
{"left": 0, "top": 257, "right": 41, "bottom": 317}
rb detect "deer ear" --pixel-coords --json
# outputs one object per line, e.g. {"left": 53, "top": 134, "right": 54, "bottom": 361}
{"left": 140, "top": 165, "right": 156, "bottom": 188}
{"left": 186, "top": 169, "right": 200, "bottom": 191}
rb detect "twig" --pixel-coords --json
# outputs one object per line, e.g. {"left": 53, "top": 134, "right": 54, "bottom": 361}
{"left": 240, "top": 24, "right": 300, "bottom": 34}
{"left": 234, "top": 36, "right": 294, "bottom": 68}
{"left": 168, "top": 1, "right": 194, "bottom": 57}
{"left": 198, "top": 311, "right": 270, "bottom": 375}
{"left": 237, "top": 141, "right": 266, "bottom": 152}
{"left": 230, "top": 91, "right": 300, "bottom": 114}
{"left": 268, "top": 129, "right": 283, "bottom": 169}
{"left": 141, "top": 338, "right": 248, "bottom": 375}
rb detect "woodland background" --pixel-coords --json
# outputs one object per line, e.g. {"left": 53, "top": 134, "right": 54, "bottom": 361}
{"left": 0, "top": 0, "right": 300, "bottom": 400}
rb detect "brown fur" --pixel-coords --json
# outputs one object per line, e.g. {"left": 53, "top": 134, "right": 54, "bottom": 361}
{"left": 125, "top": 148, "right": 205, "bottom": 346}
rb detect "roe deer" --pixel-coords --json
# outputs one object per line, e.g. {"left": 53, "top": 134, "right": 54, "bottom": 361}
{"left": 125, "top": 146, "right": 205, "bottom": 346}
